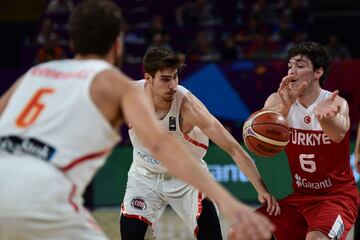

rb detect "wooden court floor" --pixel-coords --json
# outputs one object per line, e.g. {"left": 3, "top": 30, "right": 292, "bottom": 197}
{"left": 93, "top": 208, "right": 354, "bottom": 240}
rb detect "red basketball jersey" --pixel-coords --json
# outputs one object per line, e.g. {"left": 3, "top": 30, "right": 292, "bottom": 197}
{"left": 285, "top": 89, "right": 358, "bottom": 195}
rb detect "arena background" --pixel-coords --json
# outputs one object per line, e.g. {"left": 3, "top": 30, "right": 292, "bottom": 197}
{"left": 1, "top": 0, "right": 360, "bottom": 239}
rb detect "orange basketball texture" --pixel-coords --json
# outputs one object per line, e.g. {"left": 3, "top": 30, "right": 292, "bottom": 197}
{"left": 242, "top": 110, "right": 290, "bottom": 157}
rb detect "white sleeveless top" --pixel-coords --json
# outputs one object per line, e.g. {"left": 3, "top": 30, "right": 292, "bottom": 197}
{"left": 0, "top": 59, "right": 121, "bottom": 196}
{"left": 129, "top": 80, "right": 209, "bottom": 173}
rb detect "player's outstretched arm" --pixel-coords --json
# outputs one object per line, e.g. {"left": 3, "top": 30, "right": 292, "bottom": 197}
{"left": 181, "top": 93, "right": 280, "bottom": 216}
{"left": 313, "top": 91, "right": 349, "bottom": 143}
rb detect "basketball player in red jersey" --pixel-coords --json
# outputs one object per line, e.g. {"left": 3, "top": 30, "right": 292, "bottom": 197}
{"left": 256, "top": 42, "right": 359, "bottom": 240}
{"left": 0, "top": 1, "right": 274, "bottom": 239}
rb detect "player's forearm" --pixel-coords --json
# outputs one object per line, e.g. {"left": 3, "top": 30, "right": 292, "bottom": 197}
{"left": 149, "top": 134, "right": 235, "bottom": 203}
{"left": 318, "top": 114, "right": 348, "bottom": 143}
{"left": 232, "top": 148, "right": 268, "bottom": 194}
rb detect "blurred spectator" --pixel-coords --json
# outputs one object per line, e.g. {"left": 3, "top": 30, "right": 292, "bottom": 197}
{"left": 176, "top": 0, "right": 220, "bottom": 27}
{"left": 250, "top": 0, "right": 276, "bottom": 27}
{"left": 277, "top": 31, "right": 307, "bottom": 58}
{"left": 46, "top": 0, "right": 74, "bottom": 15}
{"left": 245, "top": 33, "right": 278, "bottom": 59}
{"left": 145, "top": 14, "right": 169, "bottom": 45}
{"left": 326, "top": 34, "right": 352, "bottom": 60}
{"left": 146, "top": 33, "right": 172, "bottom": 51}
{"left": 36, "top": 33, "right": 65, "bottom": 63}
{"left": 235, "top": 16, "right": 268, "bottom": 43}
{"left": 221, "top": 35, "right": 244, "bottom": 61}
{"left": 34, "top": 18, "right": 54, "bottom": 45}
{"left": 188, "top": 31, "right": 220, "bottom": 61}
{"left": 272, "top": 13, "right": 296, "bottom": 43}
{"left": 285, "top": 0, "right": 310, "bottom": 31}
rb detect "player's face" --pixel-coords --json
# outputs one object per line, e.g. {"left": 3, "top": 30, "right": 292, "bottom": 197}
{"left": 152, "top": 68, "right": 178, "bottom": 102}
{"left": 287, "top": 55, "right": 319, "bottom": 94}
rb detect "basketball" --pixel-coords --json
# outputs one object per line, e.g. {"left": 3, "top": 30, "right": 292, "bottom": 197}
{"left": 242, "top": 110, "right": 290, "bottom": 157}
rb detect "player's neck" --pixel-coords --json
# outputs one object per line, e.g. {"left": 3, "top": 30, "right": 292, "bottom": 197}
{"left": 298, "top": 86, "right": 321, "bottom": 108}
{"left": 145, "top": 83, "right": 172, "bottom": 112}
{"left": 74, "top": 54, "right": 112, "bottom": 64}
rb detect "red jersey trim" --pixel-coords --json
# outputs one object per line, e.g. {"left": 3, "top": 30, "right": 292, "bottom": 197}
{"left": 183, "top": 133, "right": 208, "bottom": 150}
{"left": 194, "top": 192, "right": 204, "bottom": 237}
{"left": 59, "top": 149, "right": 110, "bottom": 172}
{"left": 120, "top": 204, "right": 152, "bottom": 225}
{"left": 68, "top": 184, "right": 79, "bottom": 212}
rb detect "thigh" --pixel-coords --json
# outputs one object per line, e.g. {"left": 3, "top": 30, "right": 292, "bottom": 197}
{"left": 4, "top": 209, "right": 108, "bottom": 240}
{"left": 304, "top": 199, "right": 358, "bottom": 240}
{"left": 122, "top": 171, "right": 167, "bottom": 225}
{"left": 165, "top": 179, "right": 214, "bottom": 235}
{"left": 257, "top": 198, "right": 307, "bottom": 240}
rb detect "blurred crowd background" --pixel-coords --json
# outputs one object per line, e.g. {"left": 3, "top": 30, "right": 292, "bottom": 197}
{"left": 1, "top": 0, "right": 360, "bottom": 210}
{"left": 1, "top": 0, "right": 360, "bottom": 140}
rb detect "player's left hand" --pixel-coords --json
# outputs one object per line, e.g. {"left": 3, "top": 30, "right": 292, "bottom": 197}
{"left": 258, "top": 192, "right": 281, "bottom": 216}
{"left": 314, "top": 90, "right": 340, "bottom": 121}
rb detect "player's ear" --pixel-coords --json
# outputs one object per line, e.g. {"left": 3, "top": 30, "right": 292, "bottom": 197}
{"left": 314, "top": 67, "right": 324, "bottom": 81}
{"left": 144, "top": 73, "right": 152, "bottom": 83}
{"left": 115, "top": 34, "right": 124, "bottom": 57}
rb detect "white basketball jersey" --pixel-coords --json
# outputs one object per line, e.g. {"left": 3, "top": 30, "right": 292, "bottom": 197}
{"left": 129, "top": 80, "right": 209, "bottom": 173}
{"left": 0, "top": 59, "right": 121, "bottom": 197}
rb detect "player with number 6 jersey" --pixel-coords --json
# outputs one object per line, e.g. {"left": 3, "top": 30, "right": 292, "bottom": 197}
{"left": 0, "top": 1, "right": 276, "bottom": 240}
{"left": 256, "top": 42, "right": 359, "bottom": 240}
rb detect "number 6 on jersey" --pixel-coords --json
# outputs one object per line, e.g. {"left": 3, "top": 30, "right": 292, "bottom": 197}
{"left": 16, "top": 88, "right": 54, "bottom": 128}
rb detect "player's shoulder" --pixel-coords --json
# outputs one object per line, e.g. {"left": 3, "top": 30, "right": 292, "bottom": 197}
{"left": 322, "top": 89, "right": 348, "bottom": 105}
{"left": 93, "top": 68, "right": 135, "bottom": 98}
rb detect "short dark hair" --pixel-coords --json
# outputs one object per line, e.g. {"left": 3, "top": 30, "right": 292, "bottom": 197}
{"left": 288, "top": 41, "right": 332, "bottom": 87}
{"left": 143, "top": 47, "right": 186, "bottom": 77}
{"left": 69, "top": 0, "right": 123, "bottom": 56}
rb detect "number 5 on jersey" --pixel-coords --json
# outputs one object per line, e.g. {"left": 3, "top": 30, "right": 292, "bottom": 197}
{"left": 16, "top": 88, "right": 54, "bottom": 128}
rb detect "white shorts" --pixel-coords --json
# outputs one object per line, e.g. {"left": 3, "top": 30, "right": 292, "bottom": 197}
{"left": 121, "top": 163, "right": 218, "bottom": 235}
{"left": 0, "top": 156, "right": 107, "bottom": 240}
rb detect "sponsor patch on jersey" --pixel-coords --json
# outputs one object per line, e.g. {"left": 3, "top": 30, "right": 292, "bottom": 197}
{"left": 295, "top": 173, "right": 332, "bottom": 190}
{"left": 0, "top": 135, "right": 56, "bottom": 161}
{"left": 169, "top": 116, "right": 176, "bottom": 131}
{"left": 130, "top": 197, "right": 147, "bottom": 210}
{"left": 304, "top": 115, "right": 311, "bottom": 124}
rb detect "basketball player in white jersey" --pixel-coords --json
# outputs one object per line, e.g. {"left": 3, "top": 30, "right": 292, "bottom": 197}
{"left": 253, "top": 42, "right": 359, "bottom": 240}
{"left": 0, "top": 1, "right": 274, "bottom": 240}
{"left": 120, "top": 47, "right": 280, "bottom": 240}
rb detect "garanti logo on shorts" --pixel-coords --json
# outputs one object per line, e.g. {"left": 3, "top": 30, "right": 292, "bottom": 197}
{"left": 131, "top": 197, "right": 147, "bottom": 210}
{"left": 295, "top": 174, "right": 332, "bottom": 190}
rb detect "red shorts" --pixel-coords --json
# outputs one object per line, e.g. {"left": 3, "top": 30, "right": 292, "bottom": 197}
{"left": 257, "top": 189, "right": 359, "bottom": 240}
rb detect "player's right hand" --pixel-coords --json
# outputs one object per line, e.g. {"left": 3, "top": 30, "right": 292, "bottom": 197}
{"left": 219, "top": 197, "right": 274, "bottom": 240}
{"left": 277, "top": 74, "right": 308, "bottom": 108}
